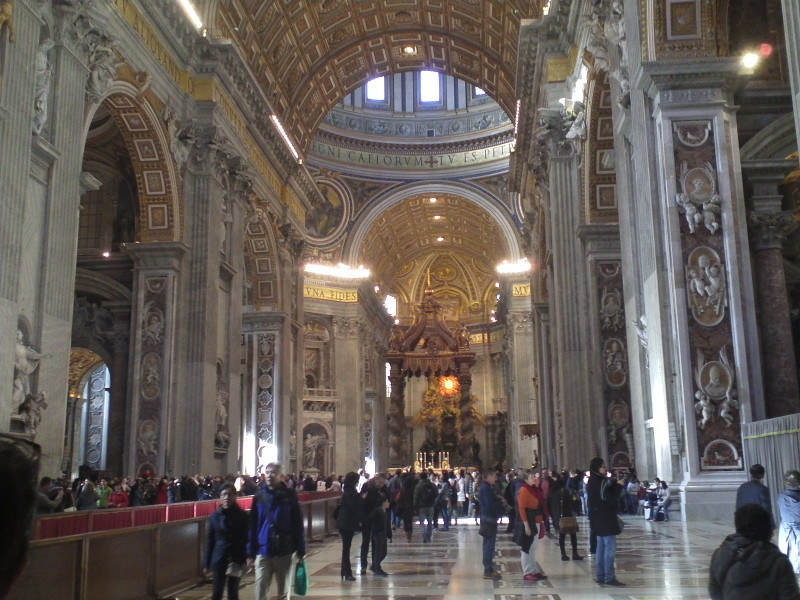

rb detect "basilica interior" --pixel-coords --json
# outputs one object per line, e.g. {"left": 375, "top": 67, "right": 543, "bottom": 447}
{"left": 3, "top": 0, "right": 800, "bottom": 526}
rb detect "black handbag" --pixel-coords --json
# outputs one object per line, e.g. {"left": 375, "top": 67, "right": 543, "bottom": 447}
{"left": 478, "top": 519, "right": 497, "bottom": 538}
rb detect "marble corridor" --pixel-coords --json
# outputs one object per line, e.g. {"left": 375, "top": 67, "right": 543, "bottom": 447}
{"left": 179, "top": 514, "right": 743, "bottom": 600}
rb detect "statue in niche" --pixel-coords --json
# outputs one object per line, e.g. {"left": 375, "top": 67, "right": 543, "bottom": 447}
{"left": 18, "top": 391, "right": 47, "bottom": 439}
{"left": 603, "top": 339, "right": 627, "bottom": 386}
{"left": 303, "top": 432, "right": 328, "bottom": 469}
{"left": 32, "top": 39, "right": 54, "bottom": 136}
{"left": 13, "top": 329, "right": 46, "bottom": 412}
{"left": 456, "top": 323, "right": 470, "bottom": 349}
{"left": 675, "top": 165, "right": 722, "bottom": 235}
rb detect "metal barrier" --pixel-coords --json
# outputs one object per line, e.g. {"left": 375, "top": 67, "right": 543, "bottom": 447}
{"left": 9, "top": 492, "right": 340, "bottom": 600}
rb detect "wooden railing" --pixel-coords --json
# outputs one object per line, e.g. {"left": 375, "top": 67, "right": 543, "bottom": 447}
{"left": 9, "top": 491, "right": 340, "bottom": 600}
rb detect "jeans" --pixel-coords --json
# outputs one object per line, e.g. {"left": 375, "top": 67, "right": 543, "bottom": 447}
{"left": 418, "top": 506, "right": 434, "bottom": 541}
{"left": 211, "top": 561, "right": 239, "bottom": 600}
{"left": 254, "top": 554, "right": 292, "bottom": 600}
{"left": 440, "top": 504, "right": 451, "bottom": 530}
{"left": 520, "top": 531, "right": 539, "bottom": 575}
{"left": 595, "top": 534, "right": 617, "bottom": 583}
{"left": 339, "top": 529, "right": 355, "bottom": 577}
{"left": 482, "top": 522, "right": 497, "bottom": 574}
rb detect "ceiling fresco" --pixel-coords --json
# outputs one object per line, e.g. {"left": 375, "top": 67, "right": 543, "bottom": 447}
{"left": 214, "top": 0, "right": 545, "bottom": 153}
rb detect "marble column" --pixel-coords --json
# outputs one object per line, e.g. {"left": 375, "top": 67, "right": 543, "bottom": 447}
{"left": 538, "top": 130, "right": 595, "bottom": 468}
{"left": 532, "top": 303, "right": 554, "bottom": 467}
{"left": 506, "top": 308, "right": 535, "bottom": 469}
{"left": 123, "top": 241, "right": 188, "bottom": 476}
{"left": 457, "top": 367, "right": 474, "bottom": 465}
{"left": 387, "top": 364, "right": 407, "bottom": 467}
{"left": 744, "top": 160, "right": 800, "bottom": 417}
{"left": 242, "top": 313, "right": 283, "bottom": 474}
{"left": 332, "top": 316, "right": 364, "bottom": 471}
{"left": 105, "top": 303, "right": 131, "bottom": 475}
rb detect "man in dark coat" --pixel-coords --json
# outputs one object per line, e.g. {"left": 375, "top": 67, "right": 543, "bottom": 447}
{"left": 736, "top": 464, "right": 774, "bottom": 527}
{"left": 586, "top": 457, "right": 625, "bottom": 587}
{"left": 205, "top": 484, "right": 249, "bottom": 600}
{"left": 359, "top": 473, "right": 388, "bottom": 574}
{"left": 247, "top": 462, "right": 306, "bottom": 600}
{"left": 478, "top": 470, "right": 508, "bottom": 579}
{"left": 709, "top": 503, "right": 800, "bottom": 600}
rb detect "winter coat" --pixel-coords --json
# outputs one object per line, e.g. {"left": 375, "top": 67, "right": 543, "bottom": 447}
{"left": 709, "top": 533, "right": 800, "bottom": 600}
{"left": 205, "top": 503, "right": 249, "bottom": 570}
{"left": 336, "top": 486, "right": 364, "bottom": 533}
{"left": 586, "top": 472, "right": 622, "bottom": 536}
{"left": 247, "top": 483, "right": 306, "bottom": 558}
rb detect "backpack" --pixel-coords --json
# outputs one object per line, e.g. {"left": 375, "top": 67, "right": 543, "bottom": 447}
{"left": 420, "top": 481, "right": 438, "bottom": 506}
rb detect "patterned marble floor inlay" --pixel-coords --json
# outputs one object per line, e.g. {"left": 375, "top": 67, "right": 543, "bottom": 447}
{"left": 175, "top": 515, "right": 755, "bottom": 599}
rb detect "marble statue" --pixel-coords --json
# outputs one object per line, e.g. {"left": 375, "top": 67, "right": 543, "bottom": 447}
{"left": 32, "top": 39, "right": 54, "bottom": 136}
{"left": 86, "top": 36, "right": 118, "bottom": 101}
{"left": 303, "top": 433, "right": 327, "bottom": 468}
{"left": 388, "top": 324, "right": 403, "bottom": 350}
{"left": 0, "top": 0, "right": 15, "bottom": 43}
{"left": 18, "top": 391, "right": 47, "bottom": 439}
{"left": 565, "top": 102, "right": 586, "bottom": 140}
{"left": 634, "top": 315, "right": 649, "bottom": 368}
{"left": 676, "top": 169, "right": 722, "bottom": 235}
{"left": 457, "top": 323, "right": 470, "bottom": 349}
{"left": 13, "top": 329, "right": 46, "bottom": 411}
{"left": 695, "top": 391, "right": 713, "bottom": 429}
{"left": 719, "top": 391, "right": 739, "bottom": 427}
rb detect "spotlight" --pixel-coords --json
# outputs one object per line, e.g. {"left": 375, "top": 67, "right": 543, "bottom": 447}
{"left": 436, "top": 237, "right": 444, "bottom": 242}
{"left": 403, "top": 46, "right": 416, "bottom": 55}
{"left": 759, "top": 43, "right": 773, "bottom": 57}
{"left": 429, "top": 197, "right": 437, "bottom": 203}
{"left": 102, "top": 251, "right": 111, "bottom": 258}
{"left": 741, "top": 52, "right": 759, "bottom": 69}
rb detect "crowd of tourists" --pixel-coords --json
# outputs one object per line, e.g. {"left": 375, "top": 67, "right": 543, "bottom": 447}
{"left": 14, "top": 453, "right": 800, "bottom": 600}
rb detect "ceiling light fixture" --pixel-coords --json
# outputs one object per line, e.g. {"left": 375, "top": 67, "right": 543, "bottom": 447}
{"left": 177, "top": 0, "right": 204, "bottom": 30}
{"left": 102, "top": 251, "right": 111, "bottom": 258}
{"left": 403, "top": 46, "right": 416, "bottom": 54}
{"left": 496, "top": 257, "right": 531, "bottom": 274}
{"left": 270, "top": 114, "right": 301, "bottom": 161}
{"left": 429, "top": 197, "right": 437, "bottom": 203}
{"left": 433, "top": 215, "right": 442, "bottom": 220}
{"left": 741, "top": 52, "right": 759, "bottom": 69}
{"left": 436, "top": 236, "right": 444, "bottom": 242}
{"left": 304, "top": 263, "right": 371, "bottom": 279}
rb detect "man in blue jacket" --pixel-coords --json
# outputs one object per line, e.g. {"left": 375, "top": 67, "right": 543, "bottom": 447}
{"left": 587, "top": 457, "right": 625, "bottom": 587}
{"left": 247, "top": 462, "right": 306, "bottom": 600}
{"left": 736, "top": 464, "right": 774, "bottom": 527}
{"left": 205, "top": 484, "right": 249, "bottom": 600}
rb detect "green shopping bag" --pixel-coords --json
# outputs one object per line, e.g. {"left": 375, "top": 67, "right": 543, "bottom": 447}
{"left": 294, "top": 559, "right": 308, "bottom": 596}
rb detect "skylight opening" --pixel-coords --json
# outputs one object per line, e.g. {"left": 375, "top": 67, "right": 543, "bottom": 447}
{"left": 474, "top": 86, "right": 486, "bottom": 96}
{"left": 366, "top": 77, "right": 385, "bottom": 101}
{"left": 420, "top": 70, "right": 440, "bottom": 102}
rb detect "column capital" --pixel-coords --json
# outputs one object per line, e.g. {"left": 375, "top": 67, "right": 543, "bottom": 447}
{"left": 637, "top": 58, "right": 748, "bottom": 106}
{"left": 749, "top": 210, "right": 797, "bottom": 250}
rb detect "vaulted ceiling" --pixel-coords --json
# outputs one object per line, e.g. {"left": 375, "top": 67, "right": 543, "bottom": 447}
{"left": 356, "top": 193, "right": 508, "bottom": 295}
{"left": 214, "top": 0, "right": 544, "bottom": 154}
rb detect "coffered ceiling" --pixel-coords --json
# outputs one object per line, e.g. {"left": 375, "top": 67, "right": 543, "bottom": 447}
{"left": 214, "top": 0, "right": 544, "bottom": 154}
{"left": 356, "top": 193, "right": 508, "bottom": 293}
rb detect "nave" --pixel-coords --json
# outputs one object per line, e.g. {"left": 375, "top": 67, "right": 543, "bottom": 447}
{"left": 181, "top": 515, "right": 731, "bottom": 600}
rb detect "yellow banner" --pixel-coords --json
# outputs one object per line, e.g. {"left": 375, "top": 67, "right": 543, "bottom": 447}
{"left": 512, "top": 283, "right": 531, "bottom": 297}
{"left": 303, "top": 285, "right": 358, "bottom": 303}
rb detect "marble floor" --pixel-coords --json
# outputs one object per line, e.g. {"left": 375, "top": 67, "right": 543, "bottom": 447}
{"left": 178, "top": 514, "right": 737, "bottom": 600}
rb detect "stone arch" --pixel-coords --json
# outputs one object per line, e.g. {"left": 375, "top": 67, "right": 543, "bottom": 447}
{"left": 81, "top": 81, "right": 182, "bottom": 243}
{"left": 343, "top": 181, "right": 523, "bottom": 265}
{"left": 740, "top": 113, "right": 798, "bottom": 160}
{"left": 244, "top": 208, "right": 282, "bottom": 311}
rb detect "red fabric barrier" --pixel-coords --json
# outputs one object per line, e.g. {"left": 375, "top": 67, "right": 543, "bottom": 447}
{"left": 132, "top": 506, "right": 166, "bottom": 526}
{"left": 36, "top": 512, "right": 91, "bottom": 540}
{"left": 90, "top": 509, "right": 133, "bottom": 532}
{"left": 193, "top": 500, "right": 218, "bottom": 517}
{"left": 166, "top": 503, "right": 195, "bottom": 521}
{"left": 296, "top": 491, "right": 340, "bottom": 502}
{"left": 238, "top": 497, "right": 253, "bottom": 511}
